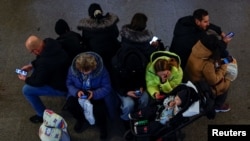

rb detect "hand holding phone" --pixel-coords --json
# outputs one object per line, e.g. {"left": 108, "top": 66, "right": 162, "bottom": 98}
{"left": 135, "top": 89, "right": 142, "bottom": 96}
{"left": 150, "top": 36, "right": 158, "bottom": 44}
{"left": 226, "top": 32, "right": 235, "bottom": 38}
{"left": 15, "top": 69, "right": 27, "bottom": 76}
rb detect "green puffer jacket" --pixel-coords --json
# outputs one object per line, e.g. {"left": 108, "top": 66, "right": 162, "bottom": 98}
{"left": 146, "top": 51, "right": 183, "bottom": 98}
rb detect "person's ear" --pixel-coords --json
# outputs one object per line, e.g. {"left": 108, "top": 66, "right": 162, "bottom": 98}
{"left": 195, "top": 19, "right": 200, "bottom": 25}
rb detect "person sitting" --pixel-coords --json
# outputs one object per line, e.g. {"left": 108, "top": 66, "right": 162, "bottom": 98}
{"left": 55, "top": 18, "right": 85, "bottom": 62}
{"left": 146, "top": 51, "right": 183, "bottom": 101}
{"left": 65, "top": 52, "right": 112, "bottom": 139}
{"left": 120, "top": 12, "right": 165, "bottom": 61}
{"left": 17, "top": 35, "right": 70, "bottom": 123}
{"left": 77, "top": 3, "right": 121, "bottom": 73}
{"left": 169, "top": 8, "right": 232, "bottom": 70}
{"left": 110, "top": 45, "right": 150, "bottom": 140}
{"left": 185, "top": 34, "right": 231, "bottom": 112}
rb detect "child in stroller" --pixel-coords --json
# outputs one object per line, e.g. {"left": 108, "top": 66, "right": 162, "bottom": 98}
{"left": 125, "top": 81, "right": 211, "bottom": 141}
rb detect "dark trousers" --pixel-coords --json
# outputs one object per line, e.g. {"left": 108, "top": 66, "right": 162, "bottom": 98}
{"left": 214, "top": 91, "right": 228, "bottom": 108}
{"left": 65, "top": 96, "right": 108, "bottom": 133}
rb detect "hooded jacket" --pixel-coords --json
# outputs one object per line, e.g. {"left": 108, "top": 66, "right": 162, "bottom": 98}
{"left": 146, "top": 51, "right": 183, "bottom": 98}
{"left": 169, "top": 15, "right": 222, "bottom": 69}
{"left": 185, "top": 40, "right": 230, "bottom": 95}
{"left": 66, "top": 52, "right": 112, "bottom": 100}
{"left": 77, "top": 13, "right": 121, "bottom": 71}
{"left": 120, "top": 24, "right": 157, "bottom": 60}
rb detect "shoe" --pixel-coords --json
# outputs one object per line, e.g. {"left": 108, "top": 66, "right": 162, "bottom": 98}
{"left": 215, "top": 104, "right": 231, "bottom": 113}
{"left": 128, "top": 110, "right": 142, "bottom": 120}
{"left": 74, "top": 120, "right": 89, "bottom": 133}
{"left": 29, "top": 115, "right": 43, "bottom": 123}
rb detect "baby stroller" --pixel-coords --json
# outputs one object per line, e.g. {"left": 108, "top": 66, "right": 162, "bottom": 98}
{"left": 124, "top": 80, "right": 216, "bottom": 141}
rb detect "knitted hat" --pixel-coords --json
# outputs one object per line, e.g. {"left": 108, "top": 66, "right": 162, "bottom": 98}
{"left": 55, "top": 19, "right": 70, "bottom": 35}
{"left": 88, "top": 3, "right": 103, "bottom": 18}
{"left": 177, "top": 90, "right": 189, "bottom": 108}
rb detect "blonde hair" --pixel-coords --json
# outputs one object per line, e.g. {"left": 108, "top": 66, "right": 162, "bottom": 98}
{"left": 75, "top": 53, "right": 97, "bottom": 72}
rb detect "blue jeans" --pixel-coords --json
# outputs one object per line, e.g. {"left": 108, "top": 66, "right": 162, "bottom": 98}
{"left": 118, "top": 91, "right": 149, "bottom": 120}
{"left": 22, "top": 84, "right": 67, "bottom": 117}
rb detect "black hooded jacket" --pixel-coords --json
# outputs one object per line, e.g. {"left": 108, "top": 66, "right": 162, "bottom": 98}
{"left": 25, "top": 38, "right": 70, "bottom": 91}
{"left": 169, "top": 15, "right": 222, "bottom": 69}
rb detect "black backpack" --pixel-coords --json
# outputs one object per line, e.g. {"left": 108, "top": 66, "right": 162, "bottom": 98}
{"left": 111, "top": 46, "right": 149, "bottom": 76}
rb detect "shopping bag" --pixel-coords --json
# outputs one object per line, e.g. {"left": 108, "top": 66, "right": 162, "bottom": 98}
{"left": 78, "top": 99, "right": 95, "bottom": 125}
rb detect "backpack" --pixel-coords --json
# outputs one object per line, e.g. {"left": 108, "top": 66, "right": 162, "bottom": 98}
{"left": 111, "top": 46, "right": 149, "bottom": 76}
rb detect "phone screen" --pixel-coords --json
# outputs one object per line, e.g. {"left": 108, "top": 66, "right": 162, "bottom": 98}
{"left": 16, "top": 69, "right": 27, "bottom": 76}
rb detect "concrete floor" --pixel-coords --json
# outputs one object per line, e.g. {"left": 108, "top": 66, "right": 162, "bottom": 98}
{"left": 0, "top": 0, "right": 250, "bottom": 141}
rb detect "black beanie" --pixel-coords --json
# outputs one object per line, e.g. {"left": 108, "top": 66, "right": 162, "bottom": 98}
{"left": 55, "top": 19, "right": 70, "bottom": 35}
{"left": 88, "top": 3, "right": 103, "bottom": 18}
{"left": 177, "top": 90, "right": 189, "bottom": 108}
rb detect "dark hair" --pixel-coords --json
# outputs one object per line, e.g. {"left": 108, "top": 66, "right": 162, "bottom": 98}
{"left": 200, "top": 34, "right": 224, "bottom": 61}
{"left": 88, "top": 3, "right": 103, "bottom": 19}
{"left": 193, "top": 9, "right": 208, "bottom": 21}
{"left": 55, "top": 19, "right": 70, "bottom": 35}
{"left": 129, "top": 13, "right": 147, "bottom": 31}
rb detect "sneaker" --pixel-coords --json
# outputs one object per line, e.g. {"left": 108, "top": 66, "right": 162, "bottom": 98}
{"left": 128, "top": 110, "right": 142, "bottom": 120}
{"left": 29, "top": 115, "right": 43, "bottom": 123}
{"left": 215, "top": 104, "right": 231, "bottom": 113}
{"left": 74, "top": 120, "right": 89, "bottom": 133}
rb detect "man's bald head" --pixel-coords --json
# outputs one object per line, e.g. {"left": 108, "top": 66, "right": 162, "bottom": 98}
{"left": 25, "top": 35, "right": 44, "bottom": 55}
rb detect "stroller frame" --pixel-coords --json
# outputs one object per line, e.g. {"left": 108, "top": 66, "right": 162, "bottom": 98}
{"left": 124, "top": 81, "right": 215, "bottom": 141}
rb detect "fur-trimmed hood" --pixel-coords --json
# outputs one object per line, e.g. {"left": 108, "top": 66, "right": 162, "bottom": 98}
{"left": 78, "top": 13, "right": 119, "bottom": 30}
{"left": 70, "top": 52, "right": 104, "bottom": 79}
{"left": 120, "top": 24, "right": 153, "bottom": 43}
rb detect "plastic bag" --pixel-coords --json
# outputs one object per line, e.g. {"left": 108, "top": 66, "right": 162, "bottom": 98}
{"left": 39, "top": 109, "right": 70, "bottom": 141}
{"left": 78, "top": 99, "right": 95, "bottom": 125}
{"left": 225, "top": 58, "right": 238, "bottom": 81}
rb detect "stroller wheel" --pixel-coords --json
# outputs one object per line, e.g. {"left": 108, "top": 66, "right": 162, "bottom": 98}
{"left": 123, "top": 130, "right": 135, "bottom": 141}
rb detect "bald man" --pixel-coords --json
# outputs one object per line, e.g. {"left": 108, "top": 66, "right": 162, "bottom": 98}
{"left": 17, "top": 35, "right": 70, "bottom": 123}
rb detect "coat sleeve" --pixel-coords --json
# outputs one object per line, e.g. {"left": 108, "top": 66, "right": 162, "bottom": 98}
{"left": 92, "top": 68, "right": 112, "bottom": 100}
{"left": 146, "top": 64, "right": 160, "bottom": 98}
{"left": 66, "top": 68, "right": 80, "bottom": 98}
{"left": 202, "top": 62, "right": 227, "bottom": 86}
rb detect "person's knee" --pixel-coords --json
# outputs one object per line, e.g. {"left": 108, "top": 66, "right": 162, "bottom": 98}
{"left": 22, "top": 84, "right": 33, "bottom": 96}
{"left": 121, "top": 98, "right": 135, "bottom": 110}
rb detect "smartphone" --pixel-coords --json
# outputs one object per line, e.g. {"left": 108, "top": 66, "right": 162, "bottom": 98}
{"left": 80, "top": 95, "right": 88, "bottom": 99}
{"left": 135, "top": 90, "right": 142, "bottom": 96}
{"left": 221, "top": 56, "right": 233, "bottom": 64}
{"left": 15, "top": 69, "right": 27, "bottom": 76}
{"left": 226, "top": 32, "right": 235, "bottom": 38}
{"left": 150, "top": 36, "right": 158, "bottom": 44}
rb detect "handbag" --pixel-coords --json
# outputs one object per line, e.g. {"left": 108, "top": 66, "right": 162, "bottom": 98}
{"left": 225, "top": 57, "right": 238, "bottom": 81}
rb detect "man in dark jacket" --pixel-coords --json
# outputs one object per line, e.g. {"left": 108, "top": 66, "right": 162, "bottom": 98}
{"left": 17, "top": 35, "right": 70, "bottom": 123}
{"left": 169, "top": 9, "right": 231, "bottom": 70}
